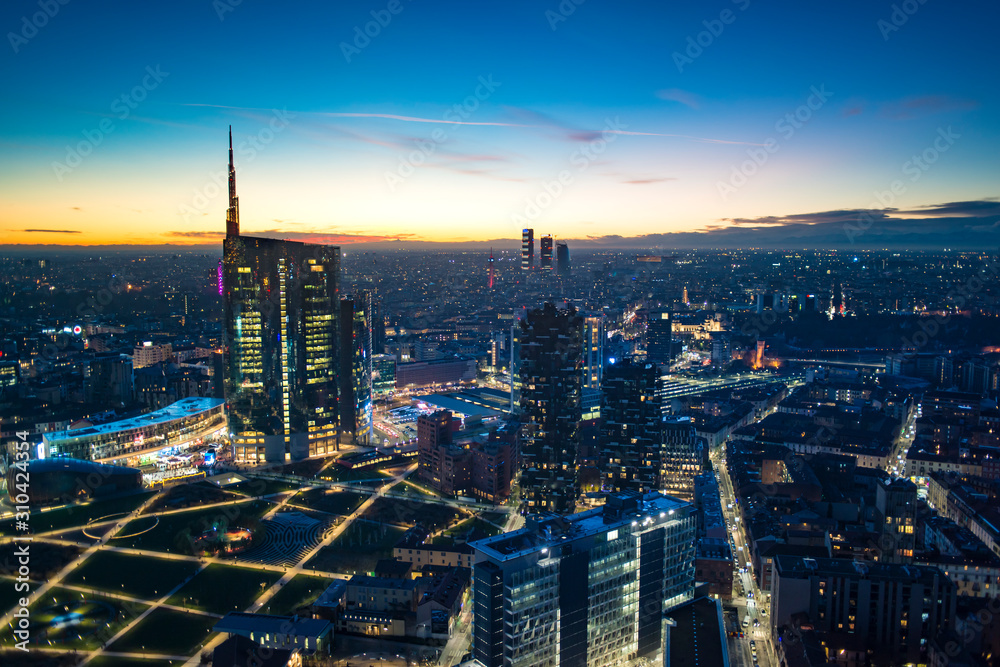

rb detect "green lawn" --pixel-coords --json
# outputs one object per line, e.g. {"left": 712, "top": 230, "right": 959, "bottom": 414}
{"left": 88, "top": 657, "right": 180, "bottom": 667}
{"left": 228, "top": 477, "right": 303, "bottom": 497}
{"left": 257, "top": 574, "right": 334, "bottom": 615}
{"left": 394, "top": 480, "right": 440, "bottom": 499}
{"left": 166, "top": 564, "right": 281, "bottom": 614}
{"left": 63, "top": 551, "right": 201, "bottom": 600}
{"left": 0, "top": 542, "right": 82, "bottom": 581}
{"left": 27, "top": 587, "right": 148, "bottom": 651}
{"left": 362, "top": 497, "right": 464, "bottom": 531}
{"left": 0, "top": 578, "right": 25, "bottom": 617}
{"left": 109, "top": 607, "right": 217, "bottom": 656}
{"left": 0, "top": 491, "right": 156, "bottom": 536}
{"left": 305, "top": 520, "right": 406, "bottom": 574}
{"left": 292, "top": 488, "right": 369, "bottom": 515}
{"left": 432, "top": 517, "right": 503, "bottom": 545}
{"left": 110, "top": 500, "right": 272, "bottom": 555}
{"left": 320, "top": 466, "right": 391, "bottom": 485}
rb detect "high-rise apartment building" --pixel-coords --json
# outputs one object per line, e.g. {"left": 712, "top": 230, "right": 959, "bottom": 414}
{"left": 600, "top": 359, "right": 662, "bottom": 493}
{"left": 660, "top": 416, "right": 702, "bottom": 502}
{"left": 539, "top": 235, "right": 553, "bottom": 270}
{"left": 582, "top": 313, "right": 604, "bottom": 392}
{"left": 470, "top": 492, "right": 696, "bottom": 667}
{"left": 521, "top": 229, "right": 534, "bottom": 271}
{"left": 876, "top": 477, "right": 917, "bottom": 563}
{"left": 518, "top": 302, "right": 584, "bottom": 513}
{"left": 772, "top": 556, "right": 955, "bottom": 665}
{"left": 222, "top": 128, "right": 340, "bottom": 462}
{"left": 518, "top": 303, "right": 584, "bottom": 512}
{"left": 646, "top": 310, "right": 672, "bottom": 365}
{"left": 418, "top": 409, "right": 455, "bottom": 489}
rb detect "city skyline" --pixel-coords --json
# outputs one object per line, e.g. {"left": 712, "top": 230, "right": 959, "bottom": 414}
{"left": 2, "top": 0, "right": 998, "bottom": 248}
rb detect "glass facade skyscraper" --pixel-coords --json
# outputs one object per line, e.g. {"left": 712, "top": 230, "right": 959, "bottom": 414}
{"left": 471, "top": 492, "right": 696, "bottom": 667}
{"left": 222, "top": 129, "right": 341, "bottom": 463}
{"left": 339, "top": 293, "right": 374, "bottom": 445}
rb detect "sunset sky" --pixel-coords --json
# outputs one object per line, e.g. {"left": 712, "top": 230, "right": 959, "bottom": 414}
{"left": 1, "top": 0, "right": 997, "bottom": 247}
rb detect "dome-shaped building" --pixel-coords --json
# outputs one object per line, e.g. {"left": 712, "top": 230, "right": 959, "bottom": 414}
{"left": 6, "top": 458, "right": 142, "bottom": 505}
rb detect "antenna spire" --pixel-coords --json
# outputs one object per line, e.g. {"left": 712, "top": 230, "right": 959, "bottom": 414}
{"left": 226, "top": 126, "right": 240, "bottom": 237}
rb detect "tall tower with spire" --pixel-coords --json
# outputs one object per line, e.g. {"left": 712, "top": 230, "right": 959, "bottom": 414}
{"left": 226, "top": 126, "right": 240, "bottom": 237}
{"left": 222, "top": 128, "right": 342, "bottom": 464}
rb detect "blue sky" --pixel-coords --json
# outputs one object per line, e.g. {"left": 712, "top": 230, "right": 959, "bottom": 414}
{"left": 1, "top": 0, "right": 997, "bottom": 246}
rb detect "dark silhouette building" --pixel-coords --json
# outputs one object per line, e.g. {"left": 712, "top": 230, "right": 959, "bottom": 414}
{"left": 518, "top": 302, "right": 584, "bottom": 513}
{"left": 646, "top": 310, "right": 672, "bottom": 365}
{"left": 556, "top": 241, "right": 570, "bottom": 276}
{"left": 539, "top": 234, "right": 553, "bottom": 271}
{"left": 600, "top": 359, "right": 662, "bottom": 492}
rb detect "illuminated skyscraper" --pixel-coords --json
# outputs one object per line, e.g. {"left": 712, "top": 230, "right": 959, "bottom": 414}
{"left": 340, "top": 292, "right": 373, "bottom": 446}
{"left": 660, "top": 417, "right": 702, "bottom": 502}
{"left": 521, "top": 228, "right": 534, "bottom": 271}
{"left": 582, "top": 313, "right": 604, "bottom": 391}
{"left": 539, "top": 234, "right": 553, "bottom": 270}
{"left": 488, "top": 247, "right": 495, "bottom": 292}
{"left": 222, "top": 129, "right": 340, "bottom": 463}
{"left": 471, "top": 492, "right": 696, "bottom": 667}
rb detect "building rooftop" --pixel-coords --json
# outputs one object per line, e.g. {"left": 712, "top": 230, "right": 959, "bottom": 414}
{"left": 471, "top": 492, "right": 690, "bottom": 562}
{"left": 775, "top": 555, "right": 946, "bottom": 584}
{"left": 214, "top": 612, "right": 331, "bottom": 638}
{"left": 414, "top": 394, "right": 501, "bottom": 419}
{"left": 43, "top": 396, "right": 224, "bottom": 442}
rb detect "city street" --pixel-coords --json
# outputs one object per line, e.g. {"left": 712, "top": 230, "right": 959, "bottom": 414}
{"left": 712, "top": 449, "right": 777, "bottom": 667}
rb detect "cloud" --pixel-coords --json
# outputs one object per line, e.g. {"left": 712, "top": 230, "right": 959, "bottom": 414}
{"left": 881, "top": 95, "right": 979, "bottom": 120}
{"left": 247, "top": 230, "right": 419, "bottom": 244}
{"left": 164, "top": 228, "right": 420, "bottom": 245}
{"left": 841, "top": 103, "right": 865, "bottom": 117}
{"left": 18, "top": 229, "right": 81, "bottom": 234}
{"left": 562, "top": 197, "right": 1000, "bottom": 249}
{"left": 656, "top": 88, "right": 702, "bottom": 110}
{"left": 898, "top": 198, "right": 1000, "bottom": 217}
{"left": 623, "top": 177, "right": 677, "bottom": 185}
{"left": 190, "top": 102, "right": 763, "bottom": 147}
{"left": 166, "top": 231, "right": 226, "bottom": 238}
